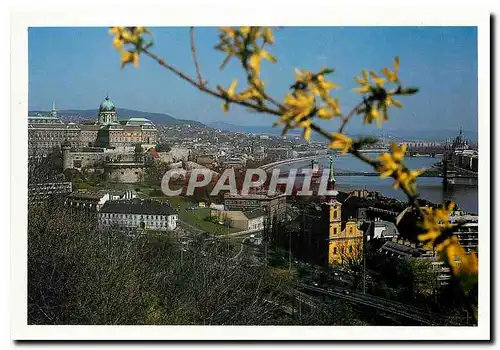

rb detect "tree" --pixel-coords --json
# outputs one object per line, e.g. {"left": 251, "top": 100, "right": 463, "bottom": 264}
{"left": 145, "top": 159, "right": 169, "bottom": 185}
{"left": 28, "top": 198, "right": 292, "bottom": 325}
{"left": 338, "top": 243, "right": 364, "bottom": 290}
{"left": 155, "top": 143, "right": 171, "bottom": 153}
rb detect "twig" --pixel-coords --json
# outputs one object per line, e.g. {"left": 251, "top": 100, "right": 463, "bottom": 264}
{"left": 339, "top": 100, "right": 364, "bottom": 133}
{"left": 142, "top": 48, "right": 282, "bottom": 116}
{"left": 190, "top": 27, "right": 206, "bottom": 86}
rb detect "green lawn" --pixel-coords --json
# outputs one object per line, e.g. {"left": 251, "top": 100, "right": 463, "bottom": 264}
{"left": 151, "top": 196, "right": 240, "bottom": 235}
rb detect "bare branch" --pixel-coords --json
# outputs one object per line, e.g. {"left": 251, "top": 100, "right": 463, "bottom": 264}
{"left": 141, "top": 48, "right": 282, "bottom": 116}
{"left": 338, "top": 100, "right": 364, "bottom": 134}
{"left": 190, "top": 27, "right": 206, "bottom": 86}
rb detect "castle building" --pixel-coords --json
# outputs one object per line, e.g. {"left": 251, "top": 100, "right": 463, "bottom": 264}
{"left": 28, "top": 102, "right": 80, "bottom": 157}
{"left": 28, "top": 95, "right": 159, "bottom": 156}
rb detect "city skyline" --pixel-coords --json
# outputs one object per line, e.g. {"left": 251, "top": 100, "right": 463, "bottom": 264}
{"left": 29, "top": 26, "right": 478, "bottom": 132}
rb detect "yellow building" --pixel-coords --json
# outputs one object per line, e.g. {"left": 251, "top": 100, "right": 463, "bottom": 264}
{"left": 323, "top": 158, "right": 364, "bottom": 266}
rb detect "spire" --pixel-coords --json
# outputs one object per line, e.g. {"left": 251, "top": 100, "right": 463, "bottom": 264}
{"left": 105, "top": 90, "right": 109, "bottom": 100}
{"left": 50, "top": 101, "right": 57, "bottom": 118}
{"left": 324, "top": 155, "right": 337, "bottom": 205}
{"left": 328, "top": 155, "right": 336, "bottom": 184}
{"left": 459, "top": 127, "right": 463, "bottom": 136}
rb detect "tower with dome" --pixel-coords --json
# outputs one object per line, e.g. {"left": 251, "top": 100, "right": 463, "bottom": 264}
{"left": 98, "top": 94, "right": 118, "bottom": 125}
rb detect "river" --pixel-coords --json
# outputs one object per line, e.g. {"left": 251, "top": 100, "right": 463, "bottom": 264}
{"left": 277, "top": 153, "right": 478, "bottom": 214}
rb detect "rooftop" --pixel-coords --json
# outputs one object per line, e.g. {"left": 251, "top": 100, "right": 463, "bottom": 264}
{"left": 380, "top": 241, "right": 419, "bottom": 257}
{"left": 243, "top": 208, "right": 267, "bottom": 220}
{"left": 99, "top": 96, "right": 116, "bottom": 112}
{"left": 100, "top": 199, "right": 177, "bottom": 216}
{"left": 224, "top": 192, "right": 286, "bottom": 200}
{"left": 68, "top": 190, "right": 108, "bottom": 200}
{"left": 125, "top": 117, "right": 154, "bottom": 126}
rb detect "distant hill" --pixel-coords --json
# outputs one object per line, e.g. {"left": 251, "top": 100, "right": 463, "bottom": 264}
{"left": 208, "top": 121, "right": 478, "bottom": 142}
{"left": 28, "top": 108, "right": 205, "bottom": 126}
{"left": 208, "top": 121, "right": 301, "bottom": 136}
{"left": 382, "top": 128, "right": 478, "bottom": 142}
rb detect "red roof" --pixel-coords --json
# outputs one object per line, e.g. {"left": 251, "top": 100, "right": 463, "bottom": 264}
{"left": 149, "top": 148, "right": 159, "bottom": 158}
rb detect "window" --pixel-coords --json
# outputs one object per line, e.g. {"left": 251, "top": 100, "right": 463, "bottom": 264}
{"left": 341, "top": 247, "right": 345, "bottom": 254}
{"left": 333, "top": 227, "right": 337, "bottom": 235}
{"left": 349, "top": 246, "right": 353, "bottom": 253}
{"left": 334, "top": 247, "right": 337, "bottom": 254}
{"left": 333, "top": 211, "right": 337, "bottom": 219}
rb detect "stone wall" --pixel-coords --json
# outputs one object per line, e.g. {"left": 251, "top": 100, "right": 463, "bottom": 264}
{"left": 158, "top": 147, "right": 190, "bottom": 163}
{"left": 65, "top": 151, "right": 106, "bottom": 170}
{"left": 105, "top": 166, "right": 146, "bottom": 183}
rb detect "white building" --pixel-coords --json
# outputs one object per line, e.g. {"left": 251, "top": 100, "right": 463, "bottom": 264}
{"left": 371, "top": 218, "right": 399, "bottom": 240}
{"left": 108, "top": 189, "right": 137, "bottom": 201}
{"left": 98, "top": 199, "right": 178, "bottom": 231}
{"left": 449, "top": 210, "right": 479, "bottom": 253}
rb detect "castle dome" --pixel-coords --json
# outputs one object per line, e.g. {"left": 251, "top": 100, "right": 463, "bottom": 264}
{"left": 99, "top": 96, "right": 116, "bottom": 112}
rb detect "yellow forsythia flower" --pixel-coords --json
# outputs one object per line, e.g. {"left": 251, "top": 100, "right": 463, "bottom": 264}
{"left": 296, "top": 69, "right": 339, "bottom": 99}
{"left": 328, "top": 133, "right": 353, "bottom": 154}
{"left": 385, "top": 95, "right": 403, "bottom": 108}
{"left": 393, "top": 168, "right": 424, "bottom": 193}
{"left": 417, "top": 203, "right": 455, "bottom": 249}
{"left": 354, "top": 70, "right": 370, "bottom": 93}
{"left": 299, "top": 119, "right": 312, "bottom": 141}
{"left": 376, "top": 143, "right": 422, "bottom": 193}
{"left": 437, "top": 236, "right": 478, "bottom": 276}
{"left": 369, "top": 71, "right": 386, "bottom": 88}
{"left": 281, "top": 91, "right": 316, "bottom": 123}
{"left": 377, "top": 152, "right": 400, "bottom": 178}
{"left": 120, "top": 50, "right": 139, "bottom": 68}
{"left": 391, "top": 142, "right": 407, "bottom": 162}
{"left": 218, "top": 80, "right": 238, "bottom": 112}
{"left": 216, "top": 27, "right": 276, "bottom": 77}
{"left": 363, "top": 105, "right": 388, "bottom": 126}
{"left": 381, "top": 56, "right": 400, "bottom": 83}
{"left": 263, "top": 27, "right": 274, "bottom": 44}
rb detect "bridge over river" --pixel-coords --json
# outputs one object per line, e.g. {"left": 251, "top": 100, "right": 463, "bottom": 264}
{"left": 273, "top": 168, "right": 444, "bottom": 178}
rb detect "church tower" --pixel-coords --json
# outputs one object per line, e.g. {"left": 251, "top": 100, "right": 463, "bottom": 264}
{"left": 324, "top": 155, "right": 364, "bottom": 266}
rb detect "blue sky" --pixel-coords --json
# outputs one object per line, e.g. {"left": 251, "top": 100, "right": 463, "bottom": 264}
{"left": 28, "top": 26, "right": 478, "bottom": 132}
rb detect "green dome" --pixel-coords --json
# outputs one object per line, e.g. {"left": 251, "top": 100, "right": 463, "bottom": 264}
{"left": 99, "top": 96, "right": 116, "bottom": 112}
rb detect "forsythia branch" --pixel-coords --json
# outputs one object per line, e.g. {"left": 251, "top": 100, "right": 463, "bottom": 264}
{"left": 190, "top": 27, "right": 207, "bottom": 87}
